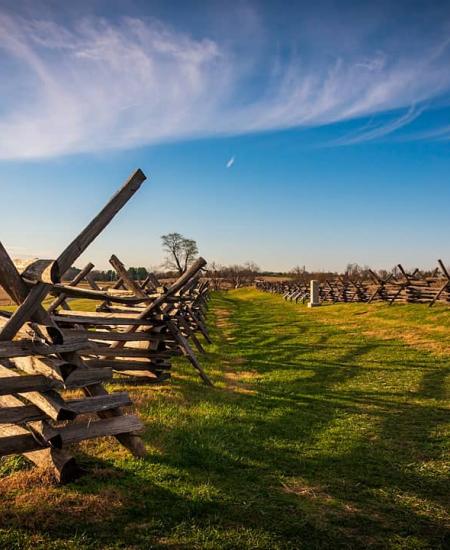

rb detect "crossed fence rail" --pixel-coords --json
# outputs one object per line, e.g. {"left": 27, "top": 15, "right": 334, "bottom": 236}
{"left": 256, "top": 261, "right": 450, "bottom": 307}
{"left": 0, "top": 169, "right": 213, "bottom": 482}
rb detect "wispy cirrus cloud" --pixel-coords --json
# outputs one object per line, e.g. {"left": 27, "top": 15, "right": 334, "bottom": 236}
{"left": 328, "top": 104, "right": 426, "bottom": 146}
{"left": 0, "top": 14, "right": 229, "bottom": 158}
{"left": 0, "top": 4, "right": 450, "bottom": 159}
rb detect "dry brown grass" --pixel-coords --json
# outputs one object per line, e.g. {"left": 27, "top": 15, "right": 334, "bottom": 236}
{"left": 363, "top": 326, "right": 449, "bottom": 355}
{"left": 308, "top": 303, "right": 450, "bottom": 357}
{"left": 223, "top": 369, "right": 257, "bottom": 395}
{"left": 0, "top": 467, "right": 126, "bottom": 531}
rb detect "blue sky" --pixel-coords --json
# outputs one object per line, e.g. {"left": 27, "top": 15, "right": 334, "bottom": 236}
{"left": 0, "top": 0, "right": 449, "bottom": 271}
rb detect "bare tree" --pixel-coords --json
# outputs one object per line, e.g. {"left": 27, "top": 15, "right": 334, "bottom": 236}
{"left": 222, "top": 262, "right": 260, "bottom": 288}
{"left": 181, "top": 238, "right": 198, "bottom": 272}
{"left": 290, "top": 265, "right": 306, "bottom": 280}
{"left": 161, "top": 232, "right": 199, "bottom": 275}
{"left": 345, "top": 263, "right": 371, "bottom": 280}
{"left": 207, "top": 261, "right": 223, "bottom": 290}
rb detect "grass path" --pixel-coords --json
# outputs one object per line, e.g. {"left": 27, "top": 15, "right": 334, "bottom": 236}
{"left": 0, "top": 289, "right": 449, "bottom": 549}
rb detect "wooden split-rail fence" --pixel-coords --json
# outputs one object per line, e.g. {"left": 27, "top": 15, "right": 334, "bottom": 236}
{"left": 47, "top": 254, "right": 213, "bottom": 386}
{"left": 256, "top": 261, "right": 450, "bottom": 307}
{"left": 0, "top": 169, "right": 213, "bottom": 483}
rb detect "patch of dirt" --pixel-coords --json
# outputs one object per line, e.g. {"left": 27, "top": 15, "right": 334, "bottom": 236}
{"left": 215, "top": 307, "right": 257, "bottom": 394}
{"left": 215, "top": 307, "right": 237, "bottom": 344}
{"left": 223, "top": 369, "right": 257, "bottom": 395}
{"left": 281, "top": 478, "right": 368, "bottom": 522}
{"left": 215, "top": 308, "right": 232, "bottom": 328}
{"left": 281, "top": 478, "right": 336, "bottom": 503}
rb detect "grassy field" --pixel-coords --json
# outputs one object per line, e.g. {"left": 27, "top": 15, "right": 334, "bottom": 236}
{"left": 0, "top": 289, "right": 449, "bottom": 549}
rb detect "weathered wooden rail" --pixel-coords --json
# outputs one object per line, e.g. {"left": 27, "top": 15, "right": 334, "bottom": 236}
{"left": 0, "top": 168, "right": 214, "bottom": 482}
{"left": 47, "top": 255, "right": 213, "bottom": 386}
{"left": 256, "top": 261, "right": 450, "bottom": 307}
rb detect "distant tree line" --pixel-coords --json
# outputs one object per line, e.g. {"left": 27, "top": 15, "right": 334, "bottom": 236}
{"left": 62, "top": 231, "right": 444, "bottom": 286}
{"left": 207, "top": 262, "right": 261, "bottom": 289}
{"left": 62, "top": 266, "right": 151, "bottom": 282}
{"left": 283, "top": 262, "right": 445, "bottom": 282}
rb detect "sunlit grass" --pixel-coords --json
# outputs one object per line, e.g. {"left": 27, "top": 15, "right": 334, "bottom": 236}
{"left": 0, "top": 289, "right": 448, "bottom": 549}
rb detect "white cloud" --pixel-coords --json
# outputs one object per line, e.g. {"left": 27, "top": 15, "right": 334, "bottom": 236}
{"left": 0, "top": 14, "right": 228, "bottom": 158}
{"left": 0, "top": 11, "right": 449, "bottom": 159}
{"left": 328, "top": 104, "right": 425, "bottom": 146}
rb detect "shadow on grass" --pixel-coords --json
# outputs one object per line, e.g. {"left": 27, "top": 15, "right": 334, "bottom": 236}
{"left": 0, "top": 290, "right": 448, "bottom": 549}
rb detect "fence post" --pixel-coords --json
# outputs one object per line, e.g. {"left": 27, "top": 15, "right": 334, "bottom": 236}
{"left": 308, "top": 280, "right": 320, "bottom": 308}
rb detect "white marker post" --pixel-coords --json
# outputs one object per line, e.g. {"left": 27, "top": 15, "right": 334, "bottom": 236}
{"left": 308, "top": 280, "right": 320, "bottom": 308}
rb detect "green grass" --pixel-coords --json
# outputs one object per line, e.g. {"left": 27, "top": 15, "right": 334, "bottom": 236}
{"left": 0, "top": 289, "right": 449, "bottom": 549}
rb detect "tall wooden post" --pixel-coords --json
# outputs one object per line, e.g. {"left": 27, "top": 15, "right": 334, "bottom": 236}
{"left": 308, "top": 280, "right": 320, "bottom": 308}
